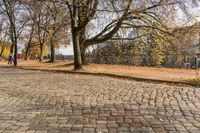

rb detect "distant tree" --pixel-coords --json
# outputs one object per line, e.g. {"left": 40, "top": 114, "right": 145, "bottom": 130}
{"left": 44, "top": 1, "right": 70, "bottom": 62}
{"left": 0, "top": 0, "right": 27, "bottom": 66}
{"left": 23, "top": 0, "right": 70, "bottom": 62}
{"left": 21, "top": 0, "right": 38, "bottom": 60}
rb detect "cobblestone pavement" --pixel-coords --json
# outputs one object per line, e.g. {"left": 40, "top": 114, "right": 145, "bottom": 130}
{"left": 0, "top": 68, "right": 200, "bottom": 133}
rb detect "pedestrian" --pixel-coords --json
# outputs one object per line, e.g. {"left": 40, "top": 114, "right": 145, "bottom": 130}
{"left": 8, "top": 52, "right": 13, "bottom": 64}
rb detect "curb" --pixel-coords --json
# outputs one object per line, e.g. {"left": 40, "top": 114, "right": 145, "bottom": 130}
{"left": 1, "top": 66, "right": 200, "bottom": 87}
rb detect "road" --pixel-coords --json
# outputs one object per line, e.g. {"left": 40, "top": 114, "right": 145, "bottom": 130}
{"left": 0, "top": 68, "right": 199, "bottom": 133}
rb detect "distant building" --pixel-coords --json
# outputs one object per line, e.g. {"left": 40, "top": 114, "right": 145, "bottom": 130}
{"left": 167, "top": 22, "right": 200, "bottom": 68}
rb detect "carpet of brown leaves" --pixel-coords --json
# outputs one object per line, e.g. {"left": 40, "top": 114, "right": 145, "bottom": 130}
{"left": 1, "top": 59, "right": 200, "bottom": 82}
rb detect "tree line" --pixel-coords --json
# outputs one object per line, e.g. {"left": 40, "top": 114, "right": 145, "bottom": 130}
{"left": 0, "top": 0, "right": 199, "bottom": 69}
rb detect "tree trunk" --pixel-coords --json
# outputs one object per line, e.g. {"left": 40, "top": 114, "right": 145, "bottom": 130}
{"left": 0, "top": 47, "right": 4, "bottom": 56}
{"left": 14, "top": 40, "right": 18, "bottom": 67}
{"left": 81, "top": 46, "right": 86, "bottom": 64}
{"left": 79, "top": 28, "right": 86, "bottom": 64}
{"left": 39, "top": 44, "right": 43, "bottom": 62}
{"left": 24, "top": 24, "right": 34, "bottom": 60}
{"left": 72, "top": 28, "right": 82, "bottom": 70}
{"left": 24, "top": 44, "right": 31, "bottom": 60}
{"left": 10, "top": 44, "right": 14, "bottom": 54}
{"left": 24, "top": 52, "right": 28, "bottom": 60}
{"left": 50, "top": 42, "right": 55, "bottom": 62}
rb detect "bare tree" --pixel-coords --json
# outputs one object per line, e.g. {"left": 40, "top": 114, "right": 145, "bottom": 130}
{"left": 43, "top": 0, "right": 190, "bottom": 70}
{"left": 44, "top": 1, "right": 70, "bottom": 62}
{"left": 22, "top": 0, "right": 53, "bottom": 62}
{"left": 0, "top": 0, "right": 27, "bottom": 66}
{"left": 2, "top": 0, "right": 195, "bottom": 69}
{"left": 21, "top": 0, "right": 38, "bottom": 60}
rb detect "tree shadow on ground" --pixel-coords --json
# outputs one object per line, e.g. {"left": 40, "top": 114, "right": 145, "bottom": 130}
{"left": 53, "top": 62, "right": 91, "bottom": 68}
{"left": 54, "top": 62, "right": 74, "bottom": 67}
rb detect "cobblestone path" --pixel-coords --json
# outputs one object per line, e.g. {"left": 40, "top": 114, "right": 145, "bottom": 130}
{"left": 0, "top": 68, "right": 200, "bottom": 133}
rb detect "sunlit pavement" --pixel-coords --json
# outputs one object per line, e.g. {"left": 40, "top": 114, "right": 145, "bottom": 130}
{"left": 0, "top": 68, "right": 200, "bottom": 133}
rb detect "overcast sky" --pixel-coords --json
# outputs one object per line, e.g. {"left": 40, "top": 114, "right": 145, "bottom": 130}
{"left": 59, "top": 44, "right": 73, "bottom": 55}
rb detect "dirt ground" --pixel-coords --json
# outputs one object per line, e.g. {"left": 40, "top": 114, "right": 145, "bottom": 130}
{"left": 1, "top": 59, "right": 200, "bottom": 82}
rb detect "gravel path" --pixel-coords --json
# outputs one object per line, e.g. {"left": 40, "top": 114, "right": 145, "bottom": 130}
{"left": 0, "top": 68, "right": 200, "bottom": 133}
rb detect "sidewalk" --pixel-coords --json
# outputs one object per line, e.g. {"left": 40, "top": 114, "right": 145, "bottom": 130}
{"left": 1, "top": 60, "right": 200, "bottom": 86}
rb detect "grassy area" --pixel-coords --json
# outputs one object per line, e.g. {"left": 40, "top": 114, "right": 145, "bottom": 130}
{"left": 1, "top": 59, "right": 200, "bottom": 83}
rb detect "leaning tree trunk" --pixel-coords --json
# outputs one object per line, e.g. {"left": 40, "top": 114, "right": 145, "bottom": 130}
{"left": 50, "top": 42, "right": 55, "bottom": 62}
{"left": 24, "top": 43, "right": 31, "bottom": 60}
{"left": 24, "top": 25, "right": 34, "bottom": 60}
{"left": 39, "top": 44, "right": 43, "bottom": 62}
{"left": 72, "top": 28, "right": 82, "bottom": 70}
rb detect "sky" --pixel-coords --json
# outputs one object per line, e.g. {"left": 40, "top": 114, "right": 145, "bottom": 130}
{"left": 59, "top": 45, "right": 73, "bottom": 55}
{"left": 175, "top": 3, "right": 200, "bottom": 26}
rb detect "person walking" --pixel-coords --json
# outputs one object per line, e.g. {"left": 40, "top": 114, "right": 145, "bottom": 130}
{"left": 8, "top": 52, "right": 13, "bottom": 64}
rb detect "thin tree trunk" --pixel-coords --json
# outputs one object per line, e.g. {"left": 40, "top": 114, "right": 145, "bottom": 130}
{"left": 72, "top": 28, "right": 82, "bottom": 70}
{"left": 24, "top": 24, "right": 34, "bottom": 60}
{"left": 10, "top": 44, "right": 14, "bottom": 54}
{"left": 50, "top": 42, "right": 55, "bottom": 62}
{"left": 39, "top": 44, "right": 43, "bottom": 62}
{"left": 0, "top": 46, "right": 5, "bottom": 56}
{"left": 24, "top": 37, "right": 33, "bottom": 60}
{"left": 24, "top": 44, "right": 31, "bottom": 60}
{"left": 14, "top": 40, "right": 17, "bottom": 67}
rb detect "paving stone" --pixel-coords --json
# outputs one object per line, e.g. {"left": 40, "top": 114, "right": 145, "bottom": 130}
{"left": 83, "top": 127, "right": 95, "bottom": 132}
{"left": 71, "top": 125, "right": 83, "bottom": 131}
{"left": 0, "top": 68, "right": 199, "bottom": 133}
